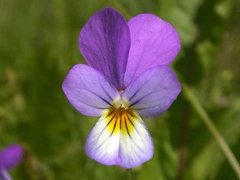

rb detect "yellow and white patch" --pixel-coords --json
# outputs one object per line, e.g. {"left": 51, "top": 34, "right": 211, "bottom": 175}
{"left": 103, "top": 107, "right": 137, "bottom": 136}
{"left": 85, "top": 106, "right": 153, "bottom": 168}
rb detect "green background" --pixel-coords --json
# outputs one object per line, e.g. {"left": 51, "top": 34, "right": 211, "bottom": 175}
{"left": 0, "top": 0, "right": 240, "bottom": 179}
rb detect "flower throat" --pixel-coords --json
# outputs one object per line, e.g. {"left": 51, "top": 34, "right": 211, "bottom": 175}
{"left": 103, "top": 100, "right": 138, "bottom": 136}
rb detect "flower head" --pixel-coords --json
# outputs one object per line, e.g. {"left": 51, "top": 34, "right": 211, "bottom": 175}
{"left": 0, "top": 144, "right": 23, "bottom": 180}
{"left": 62, "top": 7, "right": 181, "bottom": 168}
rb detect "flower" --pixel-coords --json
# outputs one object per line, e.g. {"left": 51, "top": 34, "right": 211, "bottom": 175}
{"left": 0, "top": 144, "right": 23, "bottom": 180}
{"left": 62, "top": 7, "right": 181, "bottom": 168}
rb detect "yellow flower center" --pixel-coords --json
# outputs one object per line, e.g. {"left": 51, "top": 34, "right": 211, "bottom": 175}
{"left": 103, "top": 105, "right": 138, "bottom": 136}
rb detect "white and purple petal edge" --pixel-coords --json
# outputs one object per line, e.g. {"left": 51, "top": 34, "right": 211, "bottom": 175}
{"left": 85, "top": 110, "right": 153, "bottom": 168}
{"left": 0, "top": 169, "right": 11, "bottom": 180}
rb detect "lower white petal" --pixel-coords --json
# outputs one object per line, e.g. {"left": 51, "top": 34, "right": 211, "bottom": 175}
{"left": 85, "top": 113, "right": 120, "bottom": 165}
{"left": 85, "top": 108, "right": 153, "bottom": 168}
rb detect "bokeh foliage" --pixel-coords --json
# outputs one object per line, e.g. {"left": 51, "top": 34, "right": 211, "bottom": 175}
{"left": 0, "top": 0, "right": 239, "bottom": 179}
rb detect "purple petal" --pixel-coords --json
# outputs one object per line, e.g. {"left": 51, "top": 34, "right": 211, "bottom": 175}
{"left": 0, "top": 144, "right": 23, "bottom": 170}
{"left": 123, "top": 66, "right": 181, "bottom": 118}
{"left": 124, "top": 14, "right": 181, "bottom": 86}
{"left": 0, "top": 169, "right": 11, "bottom": 180}
{"left": 62, "top": 64, "right": 119, "bottom": 116}
{"left": 79, "top": 8, "right": 130, "bottom": 89}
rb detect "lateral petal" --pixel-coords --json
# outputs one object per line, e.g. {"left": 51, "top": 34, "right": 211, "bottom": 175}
{"left": 62, "top": 64, "right": 119, "bottom": 116}
{"left": 123, "top": 66, "right": 181, "bottom": 118}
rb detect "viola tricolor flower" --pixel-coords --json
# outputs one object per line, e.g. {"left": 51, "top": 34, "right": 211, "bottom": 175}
{"left": 62, "top": 7, "right": 181, "bottom": 168}
{"left": 0, "top": 144, "right": 23, "bottom": 180}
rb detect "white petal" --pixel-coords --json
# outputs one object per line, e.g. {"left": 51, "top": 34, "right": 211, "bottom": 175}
{"left": 85, "top": 109, "right": 153, "bottom": 168}
{"left": 85, "top": 110, "right": 120, "bottom": 165}
{"left": 119, "top": 112, "right": 153, "bottom": 168}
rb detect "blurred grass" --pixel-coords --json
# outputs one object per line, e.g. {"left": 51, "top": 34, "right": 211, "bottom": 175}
{"left": 0, "top": 0, "right": 240, "bottom": 179}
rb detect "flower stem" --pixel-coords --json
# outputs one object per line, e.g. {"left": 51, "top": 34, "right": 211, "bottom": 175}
{"left": 182, "top": 84, "right": 240, "bottom": 178}
{"left": 176, "top": 103, "right": 190, "bottom": 180}
{"left": 127, "top": 169, "right": 133, "bottom": 180}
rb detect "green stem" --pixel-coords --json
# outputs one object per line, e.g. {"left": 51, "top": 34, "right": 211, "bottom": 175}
{"left": 182, "top": 84, "right": 240, "bottom": 178}
{"left": 127, "top": 169, "right": 133, "bottom": 180}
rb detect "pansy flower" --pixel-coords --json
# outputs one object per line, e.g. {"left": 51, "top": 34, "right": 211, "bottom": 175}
{"left": 62, "top": 7, "right": 181, "bottom": 168}
{"left": 0, "top": 144, "right": 23, "bottom": 180}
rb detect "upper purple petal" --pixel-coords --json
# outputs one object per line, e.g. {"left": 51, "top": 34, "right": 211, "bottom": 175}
{"left": 123, "top": 66, "right": 181, "bottom": 118}
{"left": 79, "top": 8, "right": 130, "bottom": 89}
{"left": 0, "top": 144, "right": 23, "bottom": 170}
{"left": 62, "top": 64, "right": 119, "bottom": 116}
{"left": 124, "top": 14, "right": 181, "bottom": 86}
